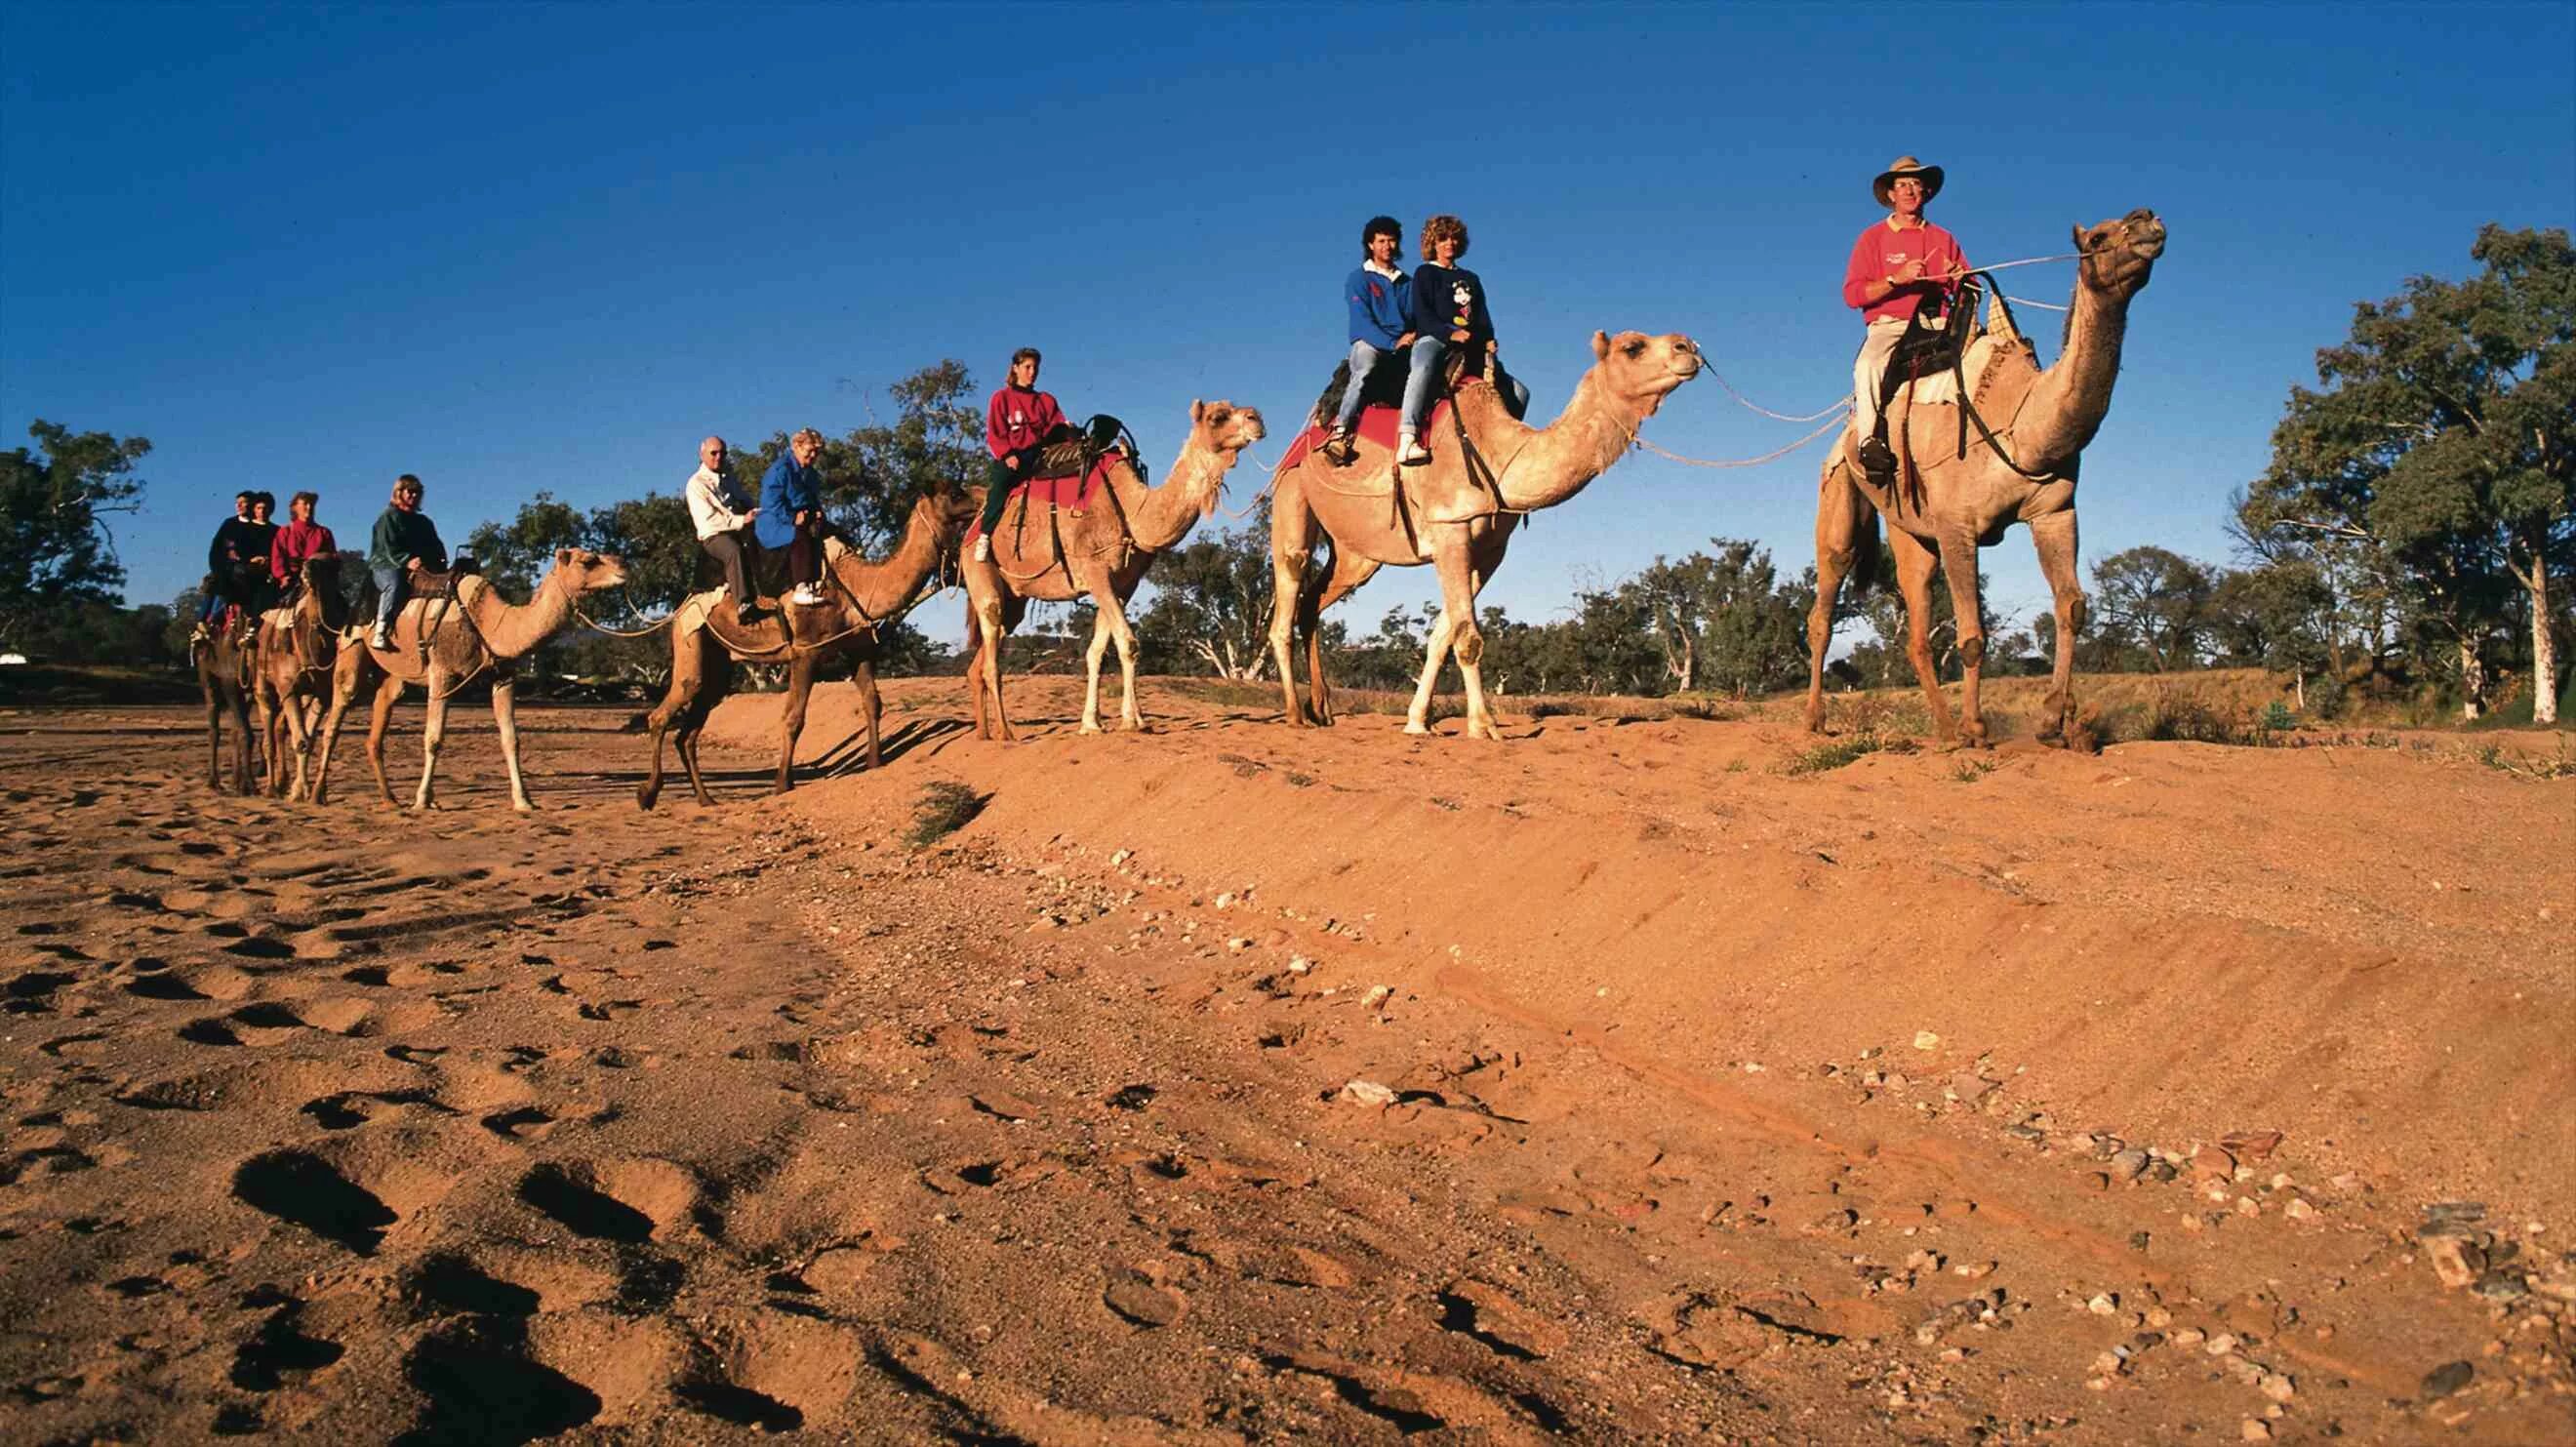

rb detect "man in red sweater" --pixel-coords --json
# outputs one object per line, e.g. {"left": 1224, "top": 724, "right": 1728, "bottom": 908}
{"left": 269, "top": 491, "right": 338, "bottom": 600}
{"left": 975, "top": 346, "right": 1069, "bottom": 563}
{"left": 1842, "top": 155, "right": 1969, "bottom": 483}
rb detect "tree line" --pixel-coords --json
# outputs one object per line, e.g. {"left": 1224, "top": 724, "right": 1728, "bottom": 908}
{"left": 3, "top": 225, "right": 2566, "bottom": 720}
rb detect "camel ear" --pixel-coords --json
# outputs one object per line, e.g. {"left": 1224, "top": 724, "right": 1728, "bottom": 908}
{"left": 2072, "top": 222, "right": 2086, "bottom": 249}
{"left": 1591, "top": 330, "right": 1611, "bottom": 360}
{"left": 555, "top": 547, "right": 575, "bottom": 568}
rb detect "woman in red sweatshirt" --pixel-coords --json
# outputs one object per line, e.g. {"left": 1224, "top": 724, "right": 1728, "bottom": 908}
{"left": 974, "top": 346, "right": 1069, "bottom": 562}
{"left": 269, "top": 491, "right": 339, "bottom": 599}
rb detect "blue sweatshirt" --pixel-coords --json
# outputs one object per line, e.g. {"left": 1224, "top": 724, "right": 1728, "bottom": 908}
{"left": 1345, "top": 263, "right": 1411, "bottom": 349}
{"left": 1408, "top": 262, "right": 1495, "bottom": 357}
{"left": 754, "top": 454, "right": 822, "bottom": 550}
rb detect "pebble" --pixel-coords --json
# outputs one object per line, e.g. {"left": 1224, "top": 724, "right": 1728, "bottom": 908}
{"left": 2425, "top": 1236, "right": 2485, "bottom": 1289}
{"left": 1361, "top": 985, "right": 1391, "bottom": 1009}
{"left": 2205, "top": 1332, "right": 2239, "bottom": 1355}
{"left": 1109, "top": 849, "right": 1132, "bottom": 866}
{"left": 1287, "top": 955, "right": 1313, "bottom": 974}
{"left": 2087, "top": 1293, "right": 2118, "bottom": 1316}
{"left": 2173, "top": 1328, "right": 2207, "bottom": 1347}
{"left": 1338, "top": 1079, "right": 1397, "bottom": 1107}
{"left": 2109, "top": 1148, "right": 2150, "bottom": 1182}
{"left": 2259, "top": 1372, "right": 2295, "bottom": 1403}
{"left": 1913, "top": 1030, "right": 1941, "bottom": 1051}
{"left": 2240, "top": 1420, "right": 2271, "bottom": 1442}
{"left": 2420, "top": 1359, "right": 2475, "bottom": 1398}
{"left": 2284, "top": 1197, "right": 2320, "bottom": 1223}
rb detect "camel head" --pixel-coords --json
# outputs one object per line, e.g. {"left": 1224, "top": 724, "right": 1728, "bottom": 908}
{"left": 1185, "top": 400, "right": 1268, "bottom": 517}
{"left": 918, "top": 480, "right": 980, "bottom": 548}
{"left": 301, "top": 553, "right": 353, "bottom": 631}
{"left": 542, "top": 546, "right": 629, "bottom": 596}
{"left": 2073, "top": 210, "right": 2167, "bottom": 299}
{"left": 1586, "top": 331, "right": 1705, "bottom": 417}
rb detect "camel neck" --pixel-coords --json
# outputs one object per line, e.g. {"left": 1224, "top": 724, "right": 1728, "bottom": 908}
{"left": 460, "top": 572, "right": 578, "bottom": 661}
{"left": 1489, "top": 373, "right": 1647, "bottom": 513}
{"left": 2015, "top": 274, "right": 2134, "bottom": 468}
{"left": 830, "top": 503, "right": 944, "bottom": 622}
{"left": 1123, "top": 442, "right": 1229, "bottom": 552}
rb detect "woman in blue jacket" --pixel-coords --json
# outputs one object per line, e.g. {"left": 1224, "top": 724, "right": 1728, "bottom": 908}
{"left": 1398, "top": 214, "right": 1529, "bottom": 466}
{"left": 755, "top": 428, "right": 827, "bottom": 605}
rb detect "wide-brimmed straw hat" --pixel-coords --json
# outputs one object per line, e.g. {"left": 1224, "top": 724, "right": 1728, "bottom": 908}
{"left": 1872, "top": 155, "right": 1944, "bottom": 207}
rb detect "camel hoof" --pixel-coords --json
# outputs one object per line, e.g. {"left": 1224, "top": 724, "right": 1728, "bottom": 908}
{"left": 1079, "top": 722, "right": 1103, "bottom": 736}
{"left": 1401, "top": 721, "right": 1430, "bottom": 737}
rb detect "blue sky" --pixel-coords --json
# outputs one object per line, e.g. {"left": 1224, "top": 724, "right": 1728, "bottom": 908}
{"left": 4, "top": 2, "right": 2570, "bottom": 648}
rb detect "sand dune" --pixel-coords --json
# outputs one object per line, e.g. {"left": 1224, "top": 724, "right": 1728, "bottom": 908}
{"left": 1, "top": 681, "right": 2566, "bottom": 1442}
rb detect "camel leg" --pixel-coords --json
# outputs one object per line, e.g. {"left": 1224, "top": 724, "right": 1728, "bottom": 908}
{"left": 1936, "top": 535, "right": 1991, "bottom": 748}
{"left": 1307, "top": 547, "right": 1381, "bottom": 728}
{"left": 364, "top": 675, "right": 404, "bottom": 807}
{"left": 962, "top": 603, "right": 990, "bottom": 741}
{"left": 284, "top": 691, "right": 319, "bottom": 802}
{"left": 1403, "top": 608, "right": 1462, "bottom": 736}
{"left": 254, "top": 678, "right": 282, "bottom": 798}
{"left": 411, "top": 672, "right": 448, "bottom": 811}
{"left": 1079, "top": 596, "right": 1114, "bottom": 735}
{"left": 1806, "top": 460, "right": 1871, "bottom": 734}
{"left": 855, "top": 661, "right": 884, "bottom": 769}
{"left": 1268, "top": 482, "right": 1317, "bottom": 725}
{"left": 203, "top": 677, "right": 223, "bottom": 790}
{"left": 2030, "top": 509, "right": 2086, "bottom": 744}
{"left": 637, "top": 628, "right": 700, "bottom": 811}
{"left": 1435, "top": 539, "right": 1500, "bottom": 742}
{"left": 971, "top": 588, "right": 1017, "bottom": 743}
{"left": 312, "top": 652, "right": 370, "bottom": 807}
{"left": 1886, "top": 528, "right": 1956, "bottom": 745}
{"left": 677, "top": 649, "right": 732, "bottom": 805}
{"left": 775, "top": 655, "right": 816, "bottom": 792}
{"left": 492, "top": 675, "right": 533, "bottom": 812}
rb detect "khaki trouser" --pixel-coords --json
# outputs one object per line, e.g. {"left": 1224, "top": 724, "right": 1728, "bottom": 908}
{"left": 1851, "top": 316, "right": 1911, "bottom": 442}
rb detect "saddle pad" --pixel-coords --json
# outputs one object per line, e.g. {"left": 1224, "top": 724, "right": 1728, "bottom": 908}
{"left": 1276, "top": 396, "right": 1457, "bottom": 473}
{"left": 968, "top": 448, "right": 1127, "bottom": 543}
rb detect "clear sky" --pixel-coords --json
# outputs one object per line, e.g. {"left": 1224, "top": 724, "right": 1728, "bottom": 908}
{"left": 4, "top": 2, "right": 2570, "bottom": 647}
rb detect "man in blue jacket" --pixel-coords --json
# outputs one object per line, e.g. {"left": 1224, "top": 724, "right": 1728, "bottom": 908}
{"left": 755, "top": 428, "right": 827, "bottom": 606}
{"left": 1324, "top": 216, "right": 1414, "bottom": 465}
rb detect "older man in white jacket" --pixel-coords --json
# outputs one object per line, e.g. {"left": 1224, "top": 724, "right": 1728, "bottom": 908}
{"left": 686, "top": 435, "right": 758, "bottom": 624}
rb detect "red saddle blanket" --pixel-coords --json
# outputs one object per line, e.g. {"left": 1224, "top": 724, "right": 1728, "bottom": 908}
{"left": 1277, "top": 397, "right": 1457, "bottom": 473}
{"left": 968, "top": 447, "right": 1128, "bottom": 543}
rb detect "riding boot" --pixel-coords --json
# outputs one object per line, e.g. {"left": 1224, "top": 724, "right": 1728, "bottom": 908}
{"left": 1858, "top": 430, "right": 1898, "bottom": 484}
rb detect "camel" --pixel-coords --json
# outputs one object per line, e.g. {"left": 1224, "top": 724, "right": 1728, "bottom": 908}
{"left": 194, "top": 616, "right": 257, "bottom": 794}
{"left": 310, "top": 548, "right": 627, "bottom": 812}
{"left": 635, "top": 483, "right": 976, "bottom": 809}
{"left": 1804, "top": 209, "right": 2168, "bottom": 748}
{"left": 961, "top": 400, "right": 1268, "bottom": 741}
{"left": 1268, "top": 331, "right": 1704, "bottom": 740}
{"left": 251, "top": 554, "right": 353, "bottom": 801}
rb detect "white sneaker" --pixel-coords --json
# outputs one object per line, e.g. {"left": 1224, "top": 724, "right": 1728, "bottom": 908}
{"left": 971, "top": 536, "right": 992, "bottom": 563}
{"left": 789, "top": 584, "right": 822, "bottom": 606}
{"left": 369, "top": 626, "right": 391, "bottom": 650}
{"left": 1397, "top": 435, "right": 1431, "bottom": 466}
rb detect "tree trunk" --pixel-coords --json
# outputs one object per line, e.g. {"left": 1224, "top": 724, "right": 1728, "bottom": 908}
{"left": 2458, "top": 635, "right": 2484, "bottom": 721}
{"left": 2532, "top": 559, "right": 2558, "bottom": 726}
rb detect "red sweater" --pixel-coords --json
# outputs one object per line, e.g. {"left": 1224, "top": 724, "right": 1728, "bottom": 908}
{"left": 270, "top": 518, "right": 338, "bottom": 583}
{"left": 1843, "top": 218, "right": 1967, "bottom": 325}
{"left": 986, "top": 384, "right": 1066, "bottom": 460}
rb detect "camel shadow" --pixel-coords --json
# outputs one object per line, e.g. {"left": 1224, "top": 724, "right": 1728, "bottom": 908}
{"left": 808, "top": 717, "right": 971, "bottom": 779}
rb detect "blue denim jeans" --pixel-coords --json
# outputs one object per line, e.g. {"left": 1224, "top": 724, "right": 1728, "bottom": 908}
{"left": 372, "top": 563, "right": 408, "bottom": 629}
{"left": 1402, "top": 338, "right": 1531, "bottom": 437}
{"left": 1333, "top": 341, "right": 1389, "bottom": 432}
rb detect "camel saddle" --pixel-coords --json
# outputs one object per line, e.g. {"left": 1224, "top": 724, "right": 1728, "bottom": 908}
{"left": 1847, "top": 290, "right": 2045, "bottom": 483}
{"left": 971, "top": 445, "right": 1132, "bottom": 545}
{"left": 1308, "top": 344, "right": 1526, "bottom": 430}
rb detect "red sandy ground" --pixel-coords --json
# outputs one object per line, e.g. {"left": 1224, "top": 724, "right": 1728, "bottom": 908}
{"left": 0, "top": 677, "right": 2567, "bottom": 1443}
